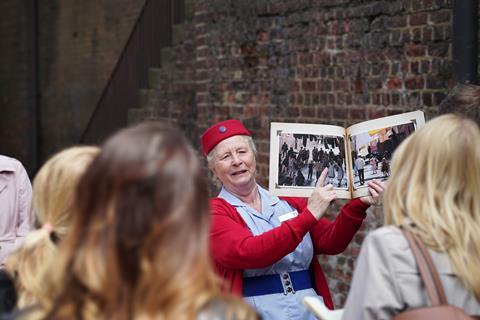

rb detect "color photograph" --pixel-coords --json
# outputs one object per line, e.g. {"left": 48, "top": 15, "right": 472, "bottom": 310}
{"left": 349, "top": 122, "right": 415, "bottom": 189}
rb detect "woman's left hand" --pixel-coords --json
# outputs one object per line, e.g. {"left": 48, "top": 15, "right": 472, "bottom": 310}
{"left": 360, "top": 179, "right": 386, "bottom": 206}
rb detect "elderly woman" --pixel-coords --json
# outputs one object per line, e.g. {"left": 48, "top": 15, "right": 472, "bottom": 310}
{"left": 202, "top": 119, "right": 385, "bottom": 320}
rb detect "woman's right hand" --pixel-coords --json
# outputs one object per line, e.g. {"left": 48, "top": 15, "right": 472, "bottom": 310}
{"left": 307, "top": 168, "right": 336, "bottom": 220}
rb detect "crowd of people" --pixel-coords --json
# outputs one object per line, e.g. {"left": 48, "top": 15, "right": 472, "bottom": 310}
{"left": 352, "top": 155, "right": 390, "bottom": 187}
{"left": 0, "top": 84, "right": 478, "bottom": 319}
{"left": 278, "top": 136, "right": 347, "bottom": 188}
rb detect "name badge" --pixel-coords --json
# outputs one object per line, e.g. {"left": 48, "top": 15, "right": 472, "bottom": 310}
{"left": 278, "top": 210, "right": 299, "bottom": 223}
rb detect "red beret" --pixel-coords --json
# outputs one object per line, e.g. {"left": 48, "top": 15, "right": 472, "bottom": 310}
{"left": 201, "top": 119, "right": 251, "bottom": 155}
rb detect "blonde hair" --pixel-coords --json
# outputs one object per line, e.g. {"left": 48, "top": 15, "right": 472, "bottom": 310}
{"left": 384, "top": 114, "right": 480, "bottom": 299}
{"left": 27, "top": 123, "right": 256, "bottom": 320}
{"left": 5, "top": 146, "right": 99, "bottom": 308}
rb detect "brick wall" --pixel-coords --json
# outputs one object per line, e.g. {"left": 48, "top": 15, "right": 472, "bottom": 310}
{"left": 138, "top": 0, "right": 455, "bottom": 307}
{"left": 193, "top": 0, "right": 453, "bottom": 192}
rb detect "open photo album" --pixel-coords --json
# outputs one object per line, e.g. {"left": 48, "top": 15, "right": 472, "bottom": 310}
{"left": 268, "top": 110, "right": 425, "bottom": 199}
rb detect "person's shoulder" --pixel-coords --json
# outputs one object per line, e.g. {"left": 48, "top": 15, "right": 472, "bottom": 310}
{"left": 210, "top": 197, "right": 236, "bottom": 215}
{"left": 0, "top": 155, "right": 22, "bottom": 172}
{"left": 367, "top": 225, "right": 403, "bottom": 241}
{"left": 364, "top": 225, "right": 408, "bottom": 253}
{"left": 210, "top": 197, "right": 229, "bottom": 207}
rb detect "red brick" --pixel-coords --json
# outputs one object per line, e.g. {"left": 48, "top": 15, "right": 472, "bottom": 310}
{"left": 405, "top": 76, "right": 425, "bottom": 90}
{"left": 318, "top": 80, "right": 333, "bottom": 91}
{"left": 301, "top": 80, "right": 316, "bottom": 91}
{"left": 350, "top": 108, "right": 366, "bottom": 121}
{"left": 333, "top": 79, "right": 349, "bottom": 91}
{"left": 428, "top": 42, "right": 449, "bottom": 57}
{"left": 409, "top": 12, "right": 428, "bottom": 26}
{"left": 430, "top": 9, "right": 451, "bottom": 23}
{"left": 386, "top": 77, "right": 402, "bottom": 90}
{"left": 406, "top": 44, "right": 427, "bottom": 57}
{"left": 368, "top": 107, "right": 387, "bottom": 119}
{"left": 386, "top": 15, "right": 407, "bottom": 28}
{"left": 426, "top": 75, "right": 448, "bottom": 89}
{"left": 290, "top": 80, "right": 301, "bottom": 91}
{"left": 333, "top": 107, "right": 348, "bottom": 119}
{"left": 287, "top": 107, "right": 300, "bottom": 117}
{"left": 317, "top": 107, "right": 332, "bottom": 119}
{"left": 300, "top": 107, "right": 315, "bottom": 117}
{"left": 410, "top": 61, "right": 420, "bottom": 74}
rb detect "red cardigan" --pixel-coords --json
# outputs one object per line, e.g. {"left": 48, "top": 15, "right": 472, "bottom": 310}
{"left": 209, "top": 196, "right": 369, "bottom": 310}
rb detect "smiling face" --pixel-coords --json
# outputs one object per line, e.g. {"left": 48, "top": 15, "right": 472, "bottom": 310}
{"left": 211, "top": 135, "right": 257, "bottom": 193}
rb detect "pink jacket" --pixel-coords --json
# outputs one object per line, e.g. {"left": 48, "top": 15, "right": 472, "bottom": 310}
{"left": 0, "top": 155, "right": 34, "bottom": 266}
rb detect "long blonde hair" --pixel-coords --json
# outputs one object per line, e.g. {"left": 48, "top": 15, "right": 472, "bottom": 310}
{"left": 5, "top": 146, "right": 99, "bottom": 308}
{"left": 384, "top": 114, "right": 480, "bottom": 299}
{"left": 31, "top": 123, "right": 256, "bottom": 320}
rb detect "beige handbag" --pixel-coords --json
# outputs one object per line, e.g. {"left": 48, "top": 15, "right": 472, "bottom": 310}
{"left": 393, "top": 229, "right": 480, "bottom": 320}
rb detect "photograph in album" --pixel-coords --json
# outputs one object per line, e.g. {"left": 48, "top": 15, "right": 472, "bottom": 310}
{"left": 276, "top": 133, "right": 348, "bottom": 189}
{"left": 349, "top": 121, "right": 416, "bottom": 189}
{"left": 269, "top": 110, "right": 425, "bottom": 199}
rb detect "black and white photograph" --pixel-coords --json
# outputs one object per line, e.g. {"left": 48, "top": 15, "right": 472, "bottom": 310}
{"left": 349, "top": 122, "right": 416, "bottom": 189}
{"left": 276, "top": 133, "right": 348, "bottom": 189}
{"left": 269, "top": 122, "right": 352, "bottom": 198}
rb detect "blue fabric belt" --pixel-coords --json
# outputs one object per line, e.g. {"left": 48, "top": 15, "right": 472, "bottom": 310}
{"left": 243, "top": 270, "right": 313, "bottom": 297}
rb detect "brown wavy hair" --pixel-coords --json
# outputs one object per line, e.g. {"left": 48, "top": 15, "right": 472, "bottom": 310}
{"left": 31, "top": 123, "right": 256, "bottom": 320}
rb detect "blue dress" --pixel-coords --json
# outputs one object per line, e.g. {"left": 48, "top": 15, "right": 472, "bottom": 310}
{"left": 219, "top": 185, "right": 323, "bottom": 320}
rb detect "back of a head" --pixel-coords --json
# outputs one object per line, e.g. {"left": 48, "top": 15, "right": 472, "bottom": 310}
{"left": 37, "top": 123, "right": 230, "bottom": 320}
{"left": 384, "top": 114, "right": 480, "bottom": 299}
{"left": 439, "top": 83, "right": 480, "bottom": 126}
{"left": 33, "top": 146, "right": 100, "bottom": 236}
{"left": 5, "top": 146, "right": 99, "bottom": 308}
